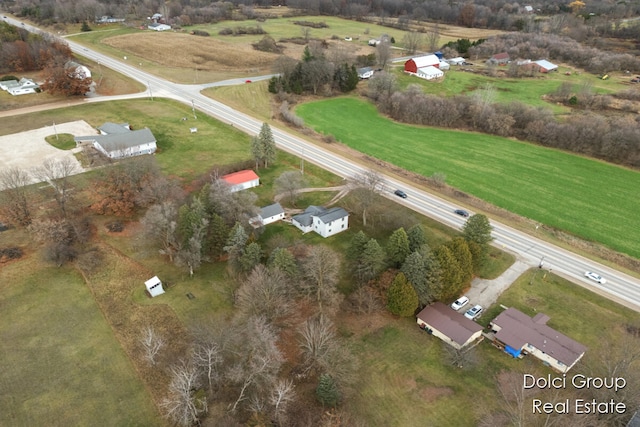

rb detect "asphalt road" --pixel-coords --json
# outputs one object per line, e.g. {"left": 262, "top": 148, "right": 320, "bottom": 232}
{"left": 5, "top": 15, "right": 640, "bottom": 312}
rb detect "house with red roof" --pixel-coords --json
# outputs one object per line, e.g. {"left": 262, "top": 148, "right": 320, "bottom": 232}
{"left": 221, "top": 170, "right": 260, "bottom": 193}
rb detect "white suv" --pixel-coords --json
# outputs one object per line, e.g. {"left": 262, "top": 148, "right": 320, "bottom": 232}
{"left": 451, "top": 296, "right": 470, "bottom": 311}
{"left": 464, "top": 305, "right": 483, "bottom": 320}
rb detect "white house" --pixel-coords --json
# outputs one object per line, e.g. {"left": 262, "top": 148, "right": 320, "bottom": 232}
{"left": 292, "top": 206, "right": 349, "bottom": 238}
{"left": 145, "top": 276, "right": 165, "bottom": 297}
{"left": 416, "top": 302, "right": 484, "bottom": 349}
{"left": 221, "top": 170, "right": 260, "bottom": 193}
{"left": 0, "top": 80, "right": 18, "bottom": 90}
{"left": 8, "top": 87, "right": 37, "bottom": 96}
{"left": 416, "top": 66, "right": 444, "bottom": 80}
{"left": 489, "top": 307, "right": 586, "bottom": 373}
{"left": 358, "top": 67, "right": 374, "bottom": 79}
{"left": 2, "top": 78, "right": 39, "bottom": 95}
{"left": 74, "top": 125, "right": 157, "bottom": 159}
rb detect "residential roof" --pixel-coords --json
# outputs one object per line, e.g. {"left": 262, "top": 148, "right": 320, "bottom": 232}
{"left": 417, "top": 302, "right": 483, "bottom": 347}
{"left": 491, "top": 308, "right": 586, "bottom": 367}
{"left": 410, "top": 54, "right": 440, "bottom": 68}
{"left": 99, "top": 122, "right": 130, "bottom": 134}
{"left": 260, "top": 203, "right": 284, "bottom": 219}
{"left": 491, "top": 52, "right": 510, "bottom": 60}
{"left": 315, "top": 207, "right": 348, "bottom": 224}
{"left": 534, "top": 59, "right": 558, "bottom": 70}
{"left": 358, "top": 67, "right": 373, "bottom": 74}
{"left": 292, "top": 205, "right": 325, "bottom": 227}
{"left": 75, "top": 128, "right": 156, "bottom": 152}
{"left": 222, "top": 170, "right": 260, "bottom": 186}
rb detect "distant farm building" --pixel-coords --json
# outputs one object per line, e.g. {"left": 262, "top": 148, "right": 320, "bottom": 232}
{"left": 487, "top": 52, "right": 510, "bottom": 65}
{"left": 446, "top": 57, "right": 465, "bottom": 66}
{"left": 74, "top": 123, "right": 157, "bottom": 159}
{"left": 221, "top": 170, "right": 260, "bottom": 193}
{"left": 404, "top": 54, "right": 440, "bottom": 74}
{"left": 416, "top": 66, "right": 444, "bottom": 80}
{"left": 533, "top": 59, "right": 558, "bottom": 73}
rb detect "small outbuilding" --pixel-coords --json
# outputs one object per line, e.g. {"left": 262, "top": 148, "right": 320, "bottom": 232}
{"left": 447, "top": 57, "right": 465, "bottom": 66}
{"left": 259, "top": 202, "right": 285, "bottom": 225}
{"left": 416, "top": 302, "right": 484, "bottom": 349}
{"left": 533, "top": 59, "right": 558, "bottom": 73}
{"left": 358, "top": 67, "right": 374, "bottom": 79}
{"left": 148, "top": 23, "right": 171, "bottom": 31}
{"left": 145, "top": 276, "right": 165, "bottom": 297}
{"left": 221, "top": 170, "right": 260, "bottom": 193}
{"left": 488, "top": 52, "right": 510, "bottom": 65}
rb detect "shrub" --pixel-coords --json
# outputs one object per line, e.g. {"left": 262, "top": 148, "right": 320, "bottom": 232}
{"left": 191, "top": 30, "right": 210, "bottom": 37}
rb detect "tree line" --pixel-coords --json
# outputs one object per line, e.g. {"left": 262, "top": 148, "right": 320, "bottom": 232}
{"left": 367, "top": 73, "right": 640, "bottom": 168}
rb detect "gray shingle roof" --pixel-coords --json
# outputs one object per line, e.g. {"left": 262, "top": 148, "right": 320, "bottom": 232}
{"left": 75, "top": 128, "right": 156, "bottom": 153}
{"left": 98, "top": 122, "right": 130, "bottom": 134}
{"left": 491, "top": 308, "right": 586, "bottom": 367}
{"left": 260, "top": 203, "right": 284, "bottom": 219}
{"left": 315, "top": 207, "right": 348, "bottom": 224}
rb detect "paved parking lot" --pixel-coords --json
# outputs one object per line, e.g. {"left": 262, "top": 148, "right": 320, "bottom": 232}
{"left": 0, "top": 120, "right": 94, "bottom": 187}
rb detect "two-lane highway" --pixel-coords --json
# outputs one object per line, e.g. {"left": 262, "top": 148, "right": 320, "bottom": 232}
{"left": 9, "top": 21, "right": 640, "bottom": 311}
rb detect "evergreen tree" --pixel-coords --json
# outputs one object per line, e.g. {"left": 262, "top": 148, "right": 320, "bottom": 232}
{"left": 239, "top": 242, "right": 262, "bottom": 273}
{"left": 446, "top": 237, "right": 474, "bottom": 285}
{"left": 407, "top": 224, "right": 427, "bottom": 252}
{"left": 386, "top": 272, "right": 419, "bottom": 317}
{"left": 333, "top": 63, "right": 359, "bottom": 92}
{"left": 401, "top": 251, "right": 430, "bottom": 305}
{"left": 466, "top": 240, "right": 485, "bottom": 274}
{"left": 316, "top": 374, "right": 340, "bottom": 407}
{"left": 269, "top": 247, "right": 299, "bottom": 279}
{"left": 387, "top": 227, "right": 411, "bottom": 268}
{"left": 223, "top": 222, "right": 248, "bottom": 272}
{"left": 433, "top": 245, "right": 463, "bottom": 301}
{"left": 80, "top": 21, "right": 91, "bottom": 32}
{"left": 462, "top": 214, "right": 493, "bottom": 247}
{"left": 250, "top": 135, "right": 264, "bottom": 169}
{"left": 424, "top": 251, "right": 443, "bottom": 300}
{"left": 177, "top": 197, "right": 207, "bottom": 246}
{"left": 357, "top": 238, "right": 386, "bottom": 283}
{"left": 347, "top": 230, "right": 369, "bottom": 264}
{"left": 206, "top": 212, "right": 228, "bottom": 260}
{"left": 258, "top": 123, "right": 276, "bottom": 168}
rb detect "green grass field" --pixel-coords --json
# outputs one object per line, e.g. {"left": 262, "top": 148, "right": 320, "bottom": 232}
{"left": 295, "top": 97, "right": 640, "bottom": 259}
{"left": 0, "top": 252, "right": 161, "bottom": 426}
{"left": 393, "top": 67, "right": 616, "bottom": 115}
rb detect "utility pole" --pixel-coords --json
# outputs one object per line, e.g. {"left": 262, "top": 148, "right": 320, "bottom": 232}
{"left": 300, "top": 148, "right": 305, "bottom": 175}
{"left": 191, "top": 100, "right": 197, "bottom": 119}
{"left": 147, "top": 80, "right": 153, "bottom": 101}
{"left": 53, "top": 121, "right": 58, "bottom": 140}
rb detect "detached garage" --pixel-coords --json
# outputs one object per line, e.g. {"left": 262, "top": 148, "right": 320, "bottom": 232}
{"left": 222, "top": 170, "right": 260, "bottom": 193}
{"left": 416, "top": 302, "right": 483, "bottom": 349}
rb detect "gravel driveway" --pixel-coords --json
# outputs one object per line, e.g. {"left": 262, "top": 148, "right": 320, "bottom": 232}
{"left": 0, "top": 120, "right": 94, "bottom": 187}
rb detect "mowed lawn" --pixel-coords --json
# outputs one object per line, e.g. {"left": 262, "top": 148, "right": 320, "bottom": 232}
{"left": 0, "top": 253, "right": 160, "bottom": 426}
{"left": 296, "top": 97, "right": 640, "bottom": 258}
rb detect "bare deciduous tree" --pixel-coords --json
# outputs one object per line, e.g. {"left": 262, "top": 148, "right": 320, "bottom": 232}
{"left": 161, "top": 359, "right": 207, "bottom": 427}
{"left": 301, "top": 246, "right": 342, "bottom": 312}
{"left": 402, "top": 31, "right": 423, "bottom": 55}
{"left": 141, "top": 202, "right": 180, "bottom": 262}
{"left": 235, "top": 265, "right": 292, "bottom": 322}
{"left": 0, "top": 167, "right": 32, "bottom": 226}
{"left": 376, "top": 41, "right": 392, "bottom": 70}
{"left": 33, "top": 157, "right": 78, "bottom": 217}
{"left": 274, "top": 170, "right": 307, "bottom": 206}
{"left": 349, "top": 169, "right": 385, "bottom": 227}
{"left": 140, "top": 325, "right": 165, "bottom": 366}
{"left": 299, "top": 314, "right": 336, "bottom": 372}
{"left": 271, "top": 379, "right": 295, "bottom": 422}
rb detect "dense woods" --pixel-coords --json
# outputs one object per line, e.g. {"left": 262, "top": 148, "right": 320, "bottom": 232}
{"left": 0, "top": 22, "right": 72, "bottom": 73}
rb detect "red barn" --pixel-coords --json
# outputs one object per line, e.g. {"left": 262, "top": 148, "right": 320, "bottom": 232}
{"left": 404, "top": 54, "right": 440, "bottom": 73}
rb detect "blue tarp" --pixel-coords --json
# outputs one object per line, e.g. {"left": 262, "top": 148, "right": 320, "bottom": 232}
{"left": 505, "top": 345, "right": 522, "bottom": 358}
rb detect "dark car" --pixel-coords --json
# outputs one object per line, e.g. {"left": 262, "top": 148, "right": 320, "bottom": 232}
{"left": 394, "top": 189, "right": 408, "bottom": 199}
{"left": 454, "top": 209, "right": 469, "bottom": 218}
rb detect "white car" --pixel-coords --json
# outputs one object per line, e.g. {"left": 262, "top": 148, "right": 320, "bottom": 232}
{"left": 451, "top": 296, "right": 470, "bottom": 311}
{"left": 464, "top": 305, "right": 483, "bottom": 320}
{"left": 585, "top": 271, "right": 606, "bottom": 284}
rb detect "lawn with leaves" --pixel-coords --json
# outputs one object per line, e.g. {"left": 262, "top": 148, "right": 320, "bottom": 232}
{"left": 0, "top": 251, "right": 160, "bottom": 426}
{"left": 296, "top": 97, "right": 640, "bottom": 259}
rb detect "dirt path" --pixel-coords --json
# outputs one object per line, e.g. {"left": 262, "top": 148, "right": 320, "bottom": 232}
{"left": 273, "top": 185, "right": 349, "bottom": 204}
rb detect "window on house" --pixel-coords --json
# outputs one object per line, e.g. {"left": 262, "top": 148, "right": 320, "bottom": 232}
{"left": 342, "top": 225, "right": 345, "bottom": 229}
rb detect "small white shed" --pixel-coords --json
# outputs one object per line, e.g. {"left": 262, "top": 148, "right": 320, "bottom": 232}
{"left": 145, "top": 276, "right": 165, "bottom": 297}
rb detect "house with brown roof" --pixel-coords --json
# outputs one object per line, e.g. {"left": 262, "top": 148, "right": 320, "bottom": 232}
{"left": 489, "top": 308, "right": 586, "bottom": 373}
{"left": 487, "top": 52, "right": 510, "bottom": 65}
{"left": 416, "top": 302, "right": 484, "bottom": 349}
